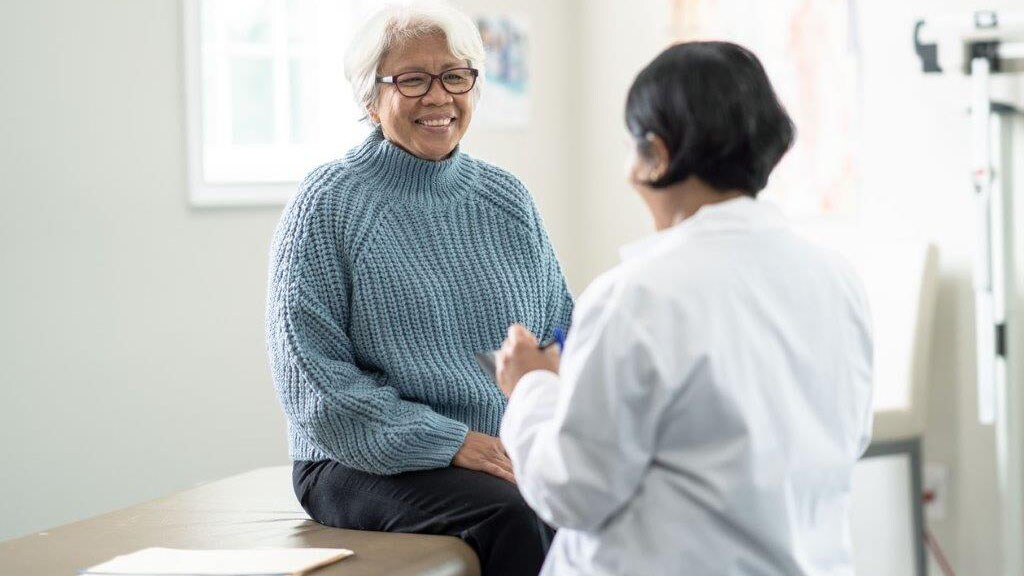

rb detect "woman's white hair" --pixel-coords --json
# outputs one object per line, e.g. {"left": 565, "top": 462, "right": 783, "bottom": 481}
{"left": 345, "top": 1, "right": 486, "bottom": 123}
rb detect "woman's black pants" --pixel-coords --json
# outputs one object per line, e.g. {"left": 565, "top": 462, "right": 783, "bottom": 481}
{"left": 293, "top": 460, "right": 554, "bottom": 576}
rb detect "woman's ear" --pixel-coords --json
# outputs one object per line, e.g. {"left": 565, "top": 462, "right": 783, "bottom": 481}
{"left": 367, "top": 101, "right": 381, "bottom": 126}
{"left": 645, "top": 132, "right": 670, "bottom": 182}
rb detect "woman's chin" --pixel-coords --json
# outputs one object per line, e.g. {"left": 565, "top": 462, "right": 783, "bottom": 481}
{"left": 412, "top": 138, "right": 458, "bottom": 161}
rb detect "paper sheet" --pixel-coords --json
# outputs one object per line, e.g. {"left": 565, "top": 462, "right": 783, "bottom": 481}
{"left": 80, "top": 547, "right": 354, "bottom": 575}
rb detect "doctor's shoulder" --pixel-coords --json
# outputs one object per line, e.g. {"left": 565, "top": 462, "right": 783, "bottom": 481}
{"left": 798, "top": 238, "right": 872, "bottom": 319}
{"left": 574, "top": 255, "right": 692, "bottom": 330}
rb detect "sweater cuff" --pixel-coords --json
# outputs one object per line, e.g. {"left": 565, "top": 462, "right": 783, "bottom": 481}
{"left": 400, "top": 413, "right": 470, "bottom": 470}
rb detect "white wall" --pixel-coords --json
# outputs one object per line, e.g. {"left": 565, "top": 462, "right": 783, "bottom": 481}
{"left": 0, "top": 0, "right": 287, "bottom": 542}
{"left": 0, "top": 0, "right": 580, "bottom": 541}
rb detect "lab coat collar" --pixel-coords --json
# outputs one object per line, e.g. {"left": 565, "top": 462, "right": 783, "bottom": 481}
{"left": 619, "top": 196, "right": 787, "bottom": 262}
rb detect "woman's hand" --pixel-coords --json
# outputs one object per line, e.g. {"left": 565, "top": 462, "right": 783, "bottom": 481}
{"left": 496, "top": 324, "right": 561, "bottom": 398}
{"left": 452, "top": 431, "right": 516, "bottom": 483}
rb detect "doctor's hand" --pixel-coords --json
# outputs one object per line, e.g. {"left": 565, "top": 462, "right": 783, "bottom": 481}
{"left": 452, "top": 431, "right": 516, "bottom": 484}
{"left": 496, "top": 324, "right": 561, "bottom": 398}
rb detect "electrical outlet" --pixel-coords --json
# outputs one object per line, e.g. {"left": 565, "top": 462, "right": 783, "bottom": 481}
{"left": 924, "top": 463, "right": 949, "bottom": 521}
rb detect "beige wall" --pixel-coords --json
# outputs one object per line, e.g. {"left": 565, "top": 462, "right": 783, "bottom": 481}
{"left": 857, "top": 2, "right": 1024, "bottom": 573}
{"left": 575, "top": 0, "right": 668, "bottom": 286}
{"left": 0, "top": 0, "right": 580, "bottom": 541}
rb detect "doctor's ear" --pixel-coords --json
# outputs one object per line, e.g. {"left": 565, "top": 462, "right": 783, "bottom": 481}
{"left": 640, "top": 132, "right": 670, "bottom": 183}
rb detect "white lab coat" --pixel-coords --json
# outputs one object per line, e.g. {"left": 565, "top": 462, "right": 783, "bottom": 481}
{"left": 500, "top": 197, "right": 873, "bottom": 576}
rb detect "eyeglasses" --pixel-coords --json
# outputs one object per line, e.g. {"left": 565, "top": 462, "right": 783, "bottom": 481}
{"left": 376, "top": 67, "right": 479, "bottom": 98}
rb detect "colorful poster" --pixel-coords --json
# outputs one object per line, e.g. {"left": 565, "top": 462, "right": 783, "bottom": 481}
{"left": 474, "top": 15, "right": 530, "bottom": 128}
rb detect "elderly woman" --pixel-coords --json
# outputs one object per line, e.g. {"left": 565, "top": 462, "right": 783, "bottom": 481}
{"left": 265, "top": 3, "right": 572, "bottom": 575}
{"left": 496, "top": 42, "right": 873, "bottom": 575}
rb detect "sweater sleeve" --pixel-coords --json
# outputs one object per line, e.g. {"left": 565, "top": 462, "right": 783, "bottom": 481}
{"left": 541, "top": 232, "right": 574, "bottom": 341}
{"left": 267, "top": 170, "right": 469, "bottom": 474}
{"left": 522, "top": 182, "right": 574, "bottom": 341}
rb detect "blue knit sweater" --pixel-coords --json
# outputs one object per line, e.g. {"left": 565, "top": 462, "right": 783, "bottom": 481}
{"left": 266, "top": 129, "right": 573, "bottom": 475}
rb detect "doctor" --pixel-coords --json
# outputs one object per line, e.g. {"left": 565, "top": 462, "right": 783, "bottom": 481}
{"left": 496, "top": 41, "right": 874, "bottom": 575}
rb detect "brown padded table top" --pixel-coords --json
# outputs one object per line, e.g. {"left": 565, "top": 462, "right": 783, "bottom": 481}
{"left": 0, "top": 466, "right": 480, "bottom": 576}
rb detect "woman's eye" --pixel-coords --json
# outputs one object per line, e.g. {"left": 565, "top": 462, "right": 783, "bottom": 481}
{"left": 399, "top": 77, "right": 427, "bottom": 87}
{"left": 443, "top": 73, "right": 469, "bottom": 84}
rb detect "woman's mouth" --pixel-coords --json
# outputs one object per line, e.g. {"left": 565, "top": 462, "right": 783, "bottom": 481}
{"left": 415, "top": 117, "right": 455, "bottom": 128}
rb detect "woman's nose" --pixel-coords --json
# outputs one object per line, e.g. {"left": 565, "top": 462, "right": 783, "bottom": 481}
{"left": 420, "top": 78, "right": 453, "bottom": 105}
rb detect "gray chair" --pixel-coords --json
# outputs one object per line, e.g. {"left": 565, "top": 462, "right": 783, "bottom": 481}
{"left": 796, "top": 223, "right": 939, "bottom": 576}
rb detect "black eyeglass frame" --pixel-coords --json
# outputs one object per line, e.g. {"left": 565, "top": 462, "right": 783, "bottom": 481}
{"left": 375, "top": 67, "right": 480, "bottom": 97}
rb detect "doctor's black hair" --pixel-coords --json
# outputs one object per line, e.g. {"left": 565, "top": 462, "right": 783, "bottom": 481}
{"left": 625, "top": 41, "right": 795, "bottom": 196}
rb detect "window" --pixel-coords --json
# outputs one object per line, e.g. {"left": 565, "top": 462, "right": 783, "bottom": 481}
{"left": 183, "top": 0, "right": 377, "bottom": 206}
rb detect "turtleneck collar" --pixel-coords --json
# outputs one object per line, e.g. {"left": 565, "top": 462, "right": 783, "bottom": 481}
{"left": 346, "top": 128, "right": 476, "bottom": 205}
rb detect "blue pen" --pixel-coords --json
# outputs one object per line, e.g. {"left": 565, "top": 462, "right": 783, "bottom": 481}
{"left": 540, "top": 326, "right": 567, "bottom": 352}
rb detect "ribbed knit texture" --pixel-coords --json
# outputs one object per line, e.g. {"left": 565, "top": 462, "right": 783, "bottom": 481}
{"left": 266, "top": 128, "right": 574, "bottom": 475}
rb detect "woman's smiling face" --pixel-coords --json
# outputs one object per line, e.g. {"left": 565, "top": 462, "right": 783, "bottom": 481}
{"left": 370, "top": 33, "right": 475, "bottom": 161}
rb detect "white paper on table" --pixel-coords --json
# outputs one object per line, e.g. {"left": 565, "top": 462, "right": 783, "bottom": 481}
{"left": 80, "top": 547, "right": 354, "bottom": 575}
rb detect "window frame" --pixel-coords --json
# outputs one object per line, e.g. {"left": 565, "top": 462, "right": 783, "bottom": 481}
{"left": 183, "top": 0, "right": 302, "bottom": 207}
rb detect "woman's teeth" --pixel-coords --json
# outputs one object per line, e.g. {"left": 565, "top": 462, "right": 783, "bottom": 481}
{"left": 418, "top": 118, "right": 453, "bottom": 127}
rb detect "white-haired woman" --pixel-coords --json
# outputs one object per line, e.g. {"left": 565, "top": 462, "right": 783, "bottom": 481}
{"left": 266, "top": 3, "right": 572, "bottom": 575}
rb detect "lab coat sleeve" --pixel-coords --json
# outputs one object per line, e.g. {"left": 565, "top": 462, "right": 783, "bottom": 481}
{"left": 500, "top": 283, "right": 672, "bottom": 531}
